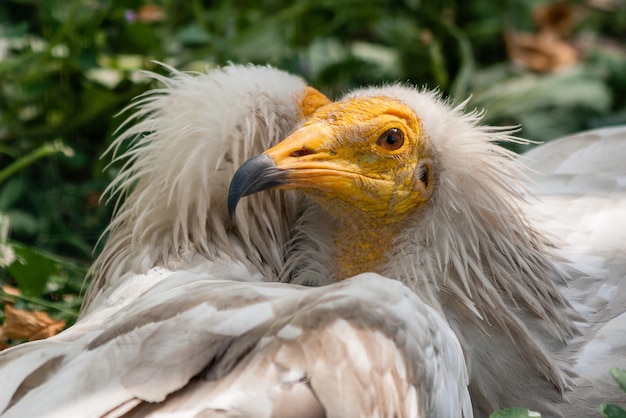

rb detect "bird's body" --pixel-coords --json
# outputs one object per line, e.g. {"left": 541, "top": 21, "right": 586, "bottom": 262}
{"left": 0, "top": 64, "right": 624, "bottom": 417}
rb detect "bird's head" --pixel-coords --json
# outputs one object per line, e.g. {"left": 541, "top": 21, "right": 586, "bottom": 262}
{"left": 228, "top": 84, "right": 544, "bottom": 286}
{"left": 228, "top": 95, "right": 436, "bottom": 226}
{"left": 229, "top": 83, "right": 578, "bottom": 365}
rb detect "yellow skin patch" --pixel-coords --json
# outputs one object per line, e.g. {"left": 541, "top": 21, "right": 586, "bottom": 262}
{"left": 266, "top": 96, "right": 434, "bottom": 279}
{"left": 299, "top": 86, "right": 332, "bottom": 118}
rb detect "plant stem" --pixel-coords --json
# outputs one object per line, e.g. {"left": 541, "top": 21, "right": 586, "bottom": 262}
{"left": 0, "top": 141, "right": 73, "bottom": 184}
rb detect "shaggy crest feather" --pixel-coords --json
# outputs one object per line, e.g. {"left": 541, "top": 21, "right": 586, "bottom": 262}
{"left": 84, "top": 64, "right": 309, "bottom": 311}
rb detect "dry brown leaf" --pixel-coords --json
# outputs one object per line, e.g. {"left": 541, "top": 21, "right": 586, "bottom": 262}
{"left": 136, "top": 5, "right": 165, "bottom": 23}
{"left": 1, "top": 304, "right": 65, "bottom": 344}
{"left": 0, "top": 327, "right": 9, "bottom": 351}
{"left": 533, "top": 2, "right": 577, "bottom": 36}
{"left": 505, "top": 2, "right": 581, "bottom": 72}
{"left": 505, "top": 30, "right": 578, "bottom": 72}
{"left": 1, "top": 284, "right": 20, "bottom": 297}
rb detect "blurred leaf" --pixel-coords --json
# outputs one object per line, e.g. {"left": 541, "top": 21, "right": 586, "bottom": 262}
{"left": 122, "top": 22, "right": 161, "bottom": 52}
{"left": 470, "top": 67, "right": 612, "bottom": 145}
{"left": 229, "top": 23, "right": 290, "bottom": 63}
{"left": 0, "top": 177, "right": 26, "bottom": 209}
{"left": 602, "top": 403, "right": 626, "bottom": 418}
{"left": 8, "top": 245, "right": 59, "bottom": 297}
{"left": 610, "top": 368, "right": 626, "bottom": 393}
{"left": 4, "top": 210, "right": 38, "bottom": 236}
{"left": 0, "top": 141, "right": 74, "bottom": 184}
{"left": 176, "top": 23, "right": 212, "bottom": 46}
{"left": 351, "top": 42, "right": 401, "bottom": 79}
{"left": 490, "top": 407, "right": 541, "bottom": 418}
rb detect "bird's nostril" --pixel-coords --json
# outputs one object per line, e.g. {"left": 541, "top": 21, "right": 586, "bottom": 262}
{"left": 290, "top": 148, "right": 314, "bottom": 158}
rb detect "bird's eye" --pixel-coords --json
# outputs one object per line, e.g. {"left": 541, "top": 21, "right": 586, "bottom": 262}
{"left": 376, "top": 128, "right": 404, "bottom": 151}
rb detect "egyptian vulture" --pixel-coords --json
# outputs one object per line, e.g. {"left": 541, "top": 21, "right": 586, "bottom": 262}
{"left": 0, "top": 64, "right": 625, "bottom": 418}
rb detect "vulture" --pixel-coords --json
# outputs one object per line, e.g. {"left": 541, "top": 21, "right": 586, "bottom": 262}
{"left": 0, "top": 64, "right": 625, "bottom": 418}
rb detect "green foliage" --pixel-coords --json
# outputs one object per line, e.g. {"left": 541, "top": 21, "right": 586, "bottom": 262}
{"left": 2, "top": 245, "right": 84, "bottom": 325}
{"left": 601, "top": 368, "right": 626, "bottom": 418}
{"left": 490, "top": 407, "right": 541, "bottom": 418}
{"left": 602, "top": 404, "right": 626, "bottom": 418}
{"left": 9, "top": 245, "right": 58, "bottom": 297}
{"left": 612, "top": 368, "right": 626, "bottom": 393}
{"left": 0, "top": 0, "right": 625, "bottom": 338}
{"left": 490, "top": 367, "right": 626, "bottom": 417}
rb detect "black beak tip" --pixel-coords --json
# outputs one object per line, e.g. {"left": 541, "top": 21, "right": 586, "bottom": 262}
{"left": 227, "top": 188, "right": 240, "bottom": 219}
{"left": 228, "top": 154, "right": 287, "bottom": 218}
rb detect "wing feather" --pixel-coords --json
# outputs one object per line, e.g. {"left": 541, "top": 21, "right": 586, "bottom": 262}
{"left": 522, "top": 126, "right": 626, "bottom": 414}
{"left": 1, "top": 273, "right": 470, "bottom": 418}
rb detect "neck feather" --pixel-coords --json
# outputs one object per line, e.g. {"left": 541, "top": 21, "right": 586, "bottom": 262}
{"left": 332, "top": 215, "right": 402, "bottom": 280}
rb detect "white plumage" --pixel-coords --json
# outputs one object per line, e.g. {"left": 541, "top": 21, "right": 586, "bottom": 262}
{"left": 0, "top": 64, "right": 624, "bottom": 418}
{"left": 525, "top": 127, "right": 626, "bottom": 414}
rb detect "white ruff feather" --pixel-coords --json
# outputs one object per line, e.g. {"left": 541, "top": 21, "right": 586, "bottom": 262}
{"left": 84, "top": 64, "right": 308, "bottom": 311}
{"left": 282, "top": 86, "right": 584, "bottom": 415}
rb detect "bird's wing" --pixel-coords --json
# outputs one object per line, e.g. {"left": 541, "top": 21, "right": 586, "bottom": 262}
{"left": 522, "top": 126, "right": 626, "bottom": 309}
{"left": 523, "top": 126, "right": 626, "bottom": 278}
{"left": 523, "top": 125, "right": 626, "bottom": 196}
{"left": 523, "top": 126, "right": 626, "bottom": 412}
{"left": 0, "top": 270, "right": 470, "bottom": 418}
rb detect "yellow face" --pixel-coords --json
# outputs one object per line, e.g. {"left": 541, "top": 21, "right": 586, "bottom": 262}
{"left": 263, "top": 96, "right": 434, "bottom": 224}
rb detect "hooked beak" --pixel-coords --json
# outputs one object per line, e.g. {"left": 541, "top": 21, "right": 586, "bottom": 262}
{"left": 227, "top": 119, "right": 343, "bottom": 218}
{"left": 227, "top": 154, "right": 288, "bottom": 218}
